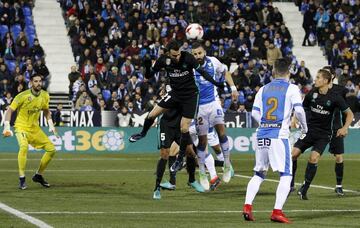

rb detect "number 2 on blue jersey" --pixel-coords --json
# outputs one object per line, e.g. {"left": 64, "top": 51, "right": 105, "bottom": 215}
{"left": 266, "top": 97, "right": 278, "bottom": 121}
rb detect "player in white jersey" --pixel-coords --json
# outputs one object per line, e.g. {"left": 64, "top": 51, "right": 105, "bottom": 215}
{"left": 242, "top": 58, "right": 308, "bottom": 223}
{"left": 191, "top": 42, "right": 239, "bottom": 190}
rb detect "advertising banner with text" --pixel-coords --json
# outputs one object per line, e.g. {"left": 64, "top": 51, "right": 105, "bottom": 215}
{"left": 1, "top": 127, "right": 360, "bottom": 154}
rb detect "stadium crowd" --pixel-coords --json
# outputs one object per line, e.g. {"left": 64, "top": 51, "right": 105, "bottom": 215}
{"left": 61, "top": 0, "right": 360, "bottom": 121}
{"left": 0, "top": 0, "right": 49, "bottom": 111}
{"left": 61, "top": 0, "right": 315, "bottom": 116}
{"left": 299, "top": 0, "right": 360, "bottom": 111}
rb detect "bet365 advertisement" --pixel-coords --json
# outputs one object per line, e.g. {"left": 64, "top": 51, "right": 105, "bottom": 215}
{"left": 0, "top": 127, "right": 360, "bottom": 153}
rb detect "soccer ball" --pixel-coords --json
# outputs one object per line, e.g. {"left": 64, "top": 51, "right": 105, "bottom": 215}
{"left": 102, "top": 130, "right": 124, "bottom": 151}
{"left": 185, "top": 23, "right": 204, "bottom": 40}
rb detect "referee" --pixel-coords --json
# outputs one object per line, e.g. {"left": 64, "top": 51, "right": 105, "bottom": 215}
{"left": 129, "top": 40, "right": 223, "bottom": 173}
{"left": 291, "top": 69, "right": 354, "bottom": 200}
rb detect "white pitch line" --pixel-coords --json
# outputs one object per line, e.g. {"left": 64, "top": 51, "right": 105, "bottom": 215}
{"left": 0, "top": 169, "right": 358, "bottom": 193}
{"left": 235, "top": 174, "right": 360, "bottom": 193}
{"left": 0, "top": 202, "right": 53, "bottom": 228}
{"left": 0, "top": 169, "right": 153, "bottom": 172}
{"left": 1, "top": 158, "right": 360, "bottom": 161}
{"left": 24, "top": 209, "right": 360, "bottom": 215}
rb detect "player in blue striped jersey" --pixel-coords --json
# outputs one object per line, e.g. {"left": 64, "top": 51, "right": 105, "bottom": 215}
{"left": 243, "top": 58, "right": 308, "bottom": 223}
{"left": 191, "top": 42, "right": 239, "bottom": 190}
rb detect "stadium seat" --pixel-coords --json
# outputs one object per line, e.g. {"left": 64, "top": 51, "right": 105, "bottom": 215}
{"left": 28, "top": 34, "right": 36, "bottom": 47}
{"left": 25, "top": 25, "right": 36, "bottom": 35}
{"left": 5, "top": 60, "right": 16, "bottom": 73}
{"left": 23, "top": 7, "right": 32, "bottom": 17}
{"left": 102, "top": 90, "right": 111, "bottom": 102}
{"left": 0, "top": 25, "right": 9, "bottom": 39}
{"left": 25, "top": 16, "right": 33, "bottom": 26}
{"left": 10, "top": 24, "right": 22, "bottom": 39}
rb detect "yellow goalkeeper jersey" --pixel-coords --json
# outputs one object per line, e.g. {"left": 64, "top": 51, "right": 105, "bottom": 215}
{"left": 9, "top": 89, "right": 50, "bottom": 132}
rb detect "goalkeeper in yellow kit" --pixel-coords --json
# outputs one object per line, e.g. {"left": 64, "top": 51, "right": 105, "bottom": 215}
{"left": 2, "top": 74, "right": 57, "bottom": 190}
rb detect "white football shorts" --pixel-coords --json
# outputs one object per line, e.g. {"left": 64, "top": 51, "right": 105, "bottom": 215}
{"left": 253, "top": 138, "right": 292, "bottom": 175}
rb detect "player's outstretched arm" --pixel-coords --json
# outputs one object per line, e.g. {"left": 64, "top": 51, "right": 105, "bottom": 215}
{"left": 197, "top": 67, "right": 224, "bottom": 88}
{"left": 43, "top": 109, "right": 59, "bottom": 138}
{"left": 336, "top": 109, "right": 354, "bottom": 137}
{"left": 225, "top": 71, "right": 239, "bottom": 102}
{"left": 2, "top": 108, "right": 14, "bottom": 137}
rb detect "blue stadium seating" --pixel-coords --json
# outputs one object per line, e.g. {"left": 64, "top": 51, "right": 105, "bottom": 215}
{"left": 5, "top": 60, "right": 16, "bottom": 73}
{"left": 0, "top": 25, "right": 9, "bottom": 39}
{"left": 10, "top": 24, "right": 22, "bottom": 39}
{"left": 22, "top": 7, "right": 32, "bottom": 17}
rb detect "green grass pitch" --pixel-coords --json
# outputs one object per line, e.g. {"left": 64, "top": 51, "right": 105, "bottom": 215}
{"left": 0, "top": 152, "right": 359, "bottom": 227}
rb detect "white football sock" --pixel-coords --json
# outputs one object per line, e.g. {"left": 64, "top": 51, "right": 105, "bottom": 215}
{"left": 220, "top": 137, "right": 231, "bottom": 166}
{"left": 197, "top": 149, "right": 206, "bottom": 174}
{"left": 274, "top": 175, "right": 292, "bottom": 210}
{"left": 205, "top": 153, "right": 217, "bottom": 179}
{"left": 245, "top": 175, "right": 264, "bottom": 205}
{"left": 216, "top": 152, "right": 224, "bottom": 161}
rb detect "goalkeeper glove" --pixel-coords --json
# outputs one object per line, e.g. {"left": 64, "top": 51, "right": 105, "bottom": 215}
{"left": 2, "top": 121, "right": 13, "bottom": 137}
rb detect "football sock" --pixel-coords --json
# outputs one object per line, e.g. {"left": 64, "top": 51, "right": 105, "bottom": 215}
{"left": 37, "top": 150, "right": 56, "bottom": 175}
{"left": 274, "top": 175, "right": 292, "bottom": 210}
{"left": 245, "top": 173, "right": 265, "bottom": 205}
{"left": 303, "top": 162, "right": 318, "bottom": 194}
{"left": 219, "top": 135, "right": 230, "bottom": 166}
{"left": 18, "top": 147, "right": 28, "bottom": 177}
{"left": 214, "top": 160, "right": 224, "bottom": 167}
{"left": 197, "top": 146, "right": 206, "bottom": 174}
{"left": 335, "top": 162, "right": 344, "bottom": 186}
{"left": 186, "top": 155, "right": 196, "bottom": 183}
{"left": 216, "top": 152, "right": 224, "bottom": 161}
{"left": 168, "top": 156, "right": 176, "bottom": 185}
{"left": 141, "top": 117, "right": 155, "bottom": 136}
{"left": 204, "top": 153, "right": 217, "bottom": 179}
{"left": 155, "top": 158, "right": 167, "bottom": 190}
{"left": 179, "top": 132, "right": 191, "bottom": 158}
{"left": 291, "top": 160, "right": 297, "bottom": 188}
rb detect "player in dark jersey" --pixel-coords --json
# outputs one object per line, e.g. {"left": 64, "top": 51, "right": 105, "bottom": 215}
{"left": 291, "top": 69, "right": 354, "bottom": 200}
{"left": 129, "top": 40, "right": 223, "bottom": 173}
{"left": 153, "top": 107, "right": 204, "bottom": 200}
{"left": 323, "top": 66, "right": 348, "bottom": 196}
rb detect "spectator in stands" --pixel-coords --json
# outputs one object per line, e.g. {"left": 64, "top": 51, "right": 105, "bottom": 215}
{"left": 302, "top": 7, "right": 316, "bottom": 46}
{"left": 117, "top": 106, "right": 132, "bottom": 127}
{"left": 313, "top": 7, "right": 329, "bottom": 46}
{"left": 3, "top": 91, "right": 13, "bottom": 107}
{"left": 54, "top": 104, "right": 63, "bottom": 126}
{"left": 88, "top": 73, "right": 100, "bottom": 96}
{"left": 111, "top": 100, "right": 120, "bottom": 112}
{"left": 72, "top": 76, "right": 84, "bottom": 101}
{"left": 3, "top": 32, "right": 15, "bottom": 60}
{"left": 120, "top": 56, "right": 135, "bottom": 78}
{"left": 12, "top": 74, "right": 27, "bottom": 96}
{"left": 80, "top": 98, "right": 94, "bottom": 111}
{"left": 34, "top": 58, "right": 50, "bottom": 89}
{"left": 267, "top": 43, "right": 282, "bottom": 66}
{"left": 126, "top": 75, "right": 140, "bottom": 96}
{"left": 68, "top": 65, "right": 80, "bottom": 96}
{"left": 126, "top": 101, "right": 135, "bottom": 114}
{"left": 15, "top": 40, "right": 29, "bottom": 61}
{"left": 76, "top": 91, "right": 92, "bottom": 110}
{"left": 29, "top": 39, "right": 45, "bottom": 59}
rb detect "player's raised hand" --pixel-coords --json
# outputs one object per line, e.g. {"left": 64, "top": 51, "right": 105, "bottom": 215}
{"left": 230, "top": 85, "right": 239, "bottom": 103}
{"left": 336, "top": 127, "right": 348, "bottom": 138}
{"left": 2, "top": 121, "right": 13, "bottom": 137}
